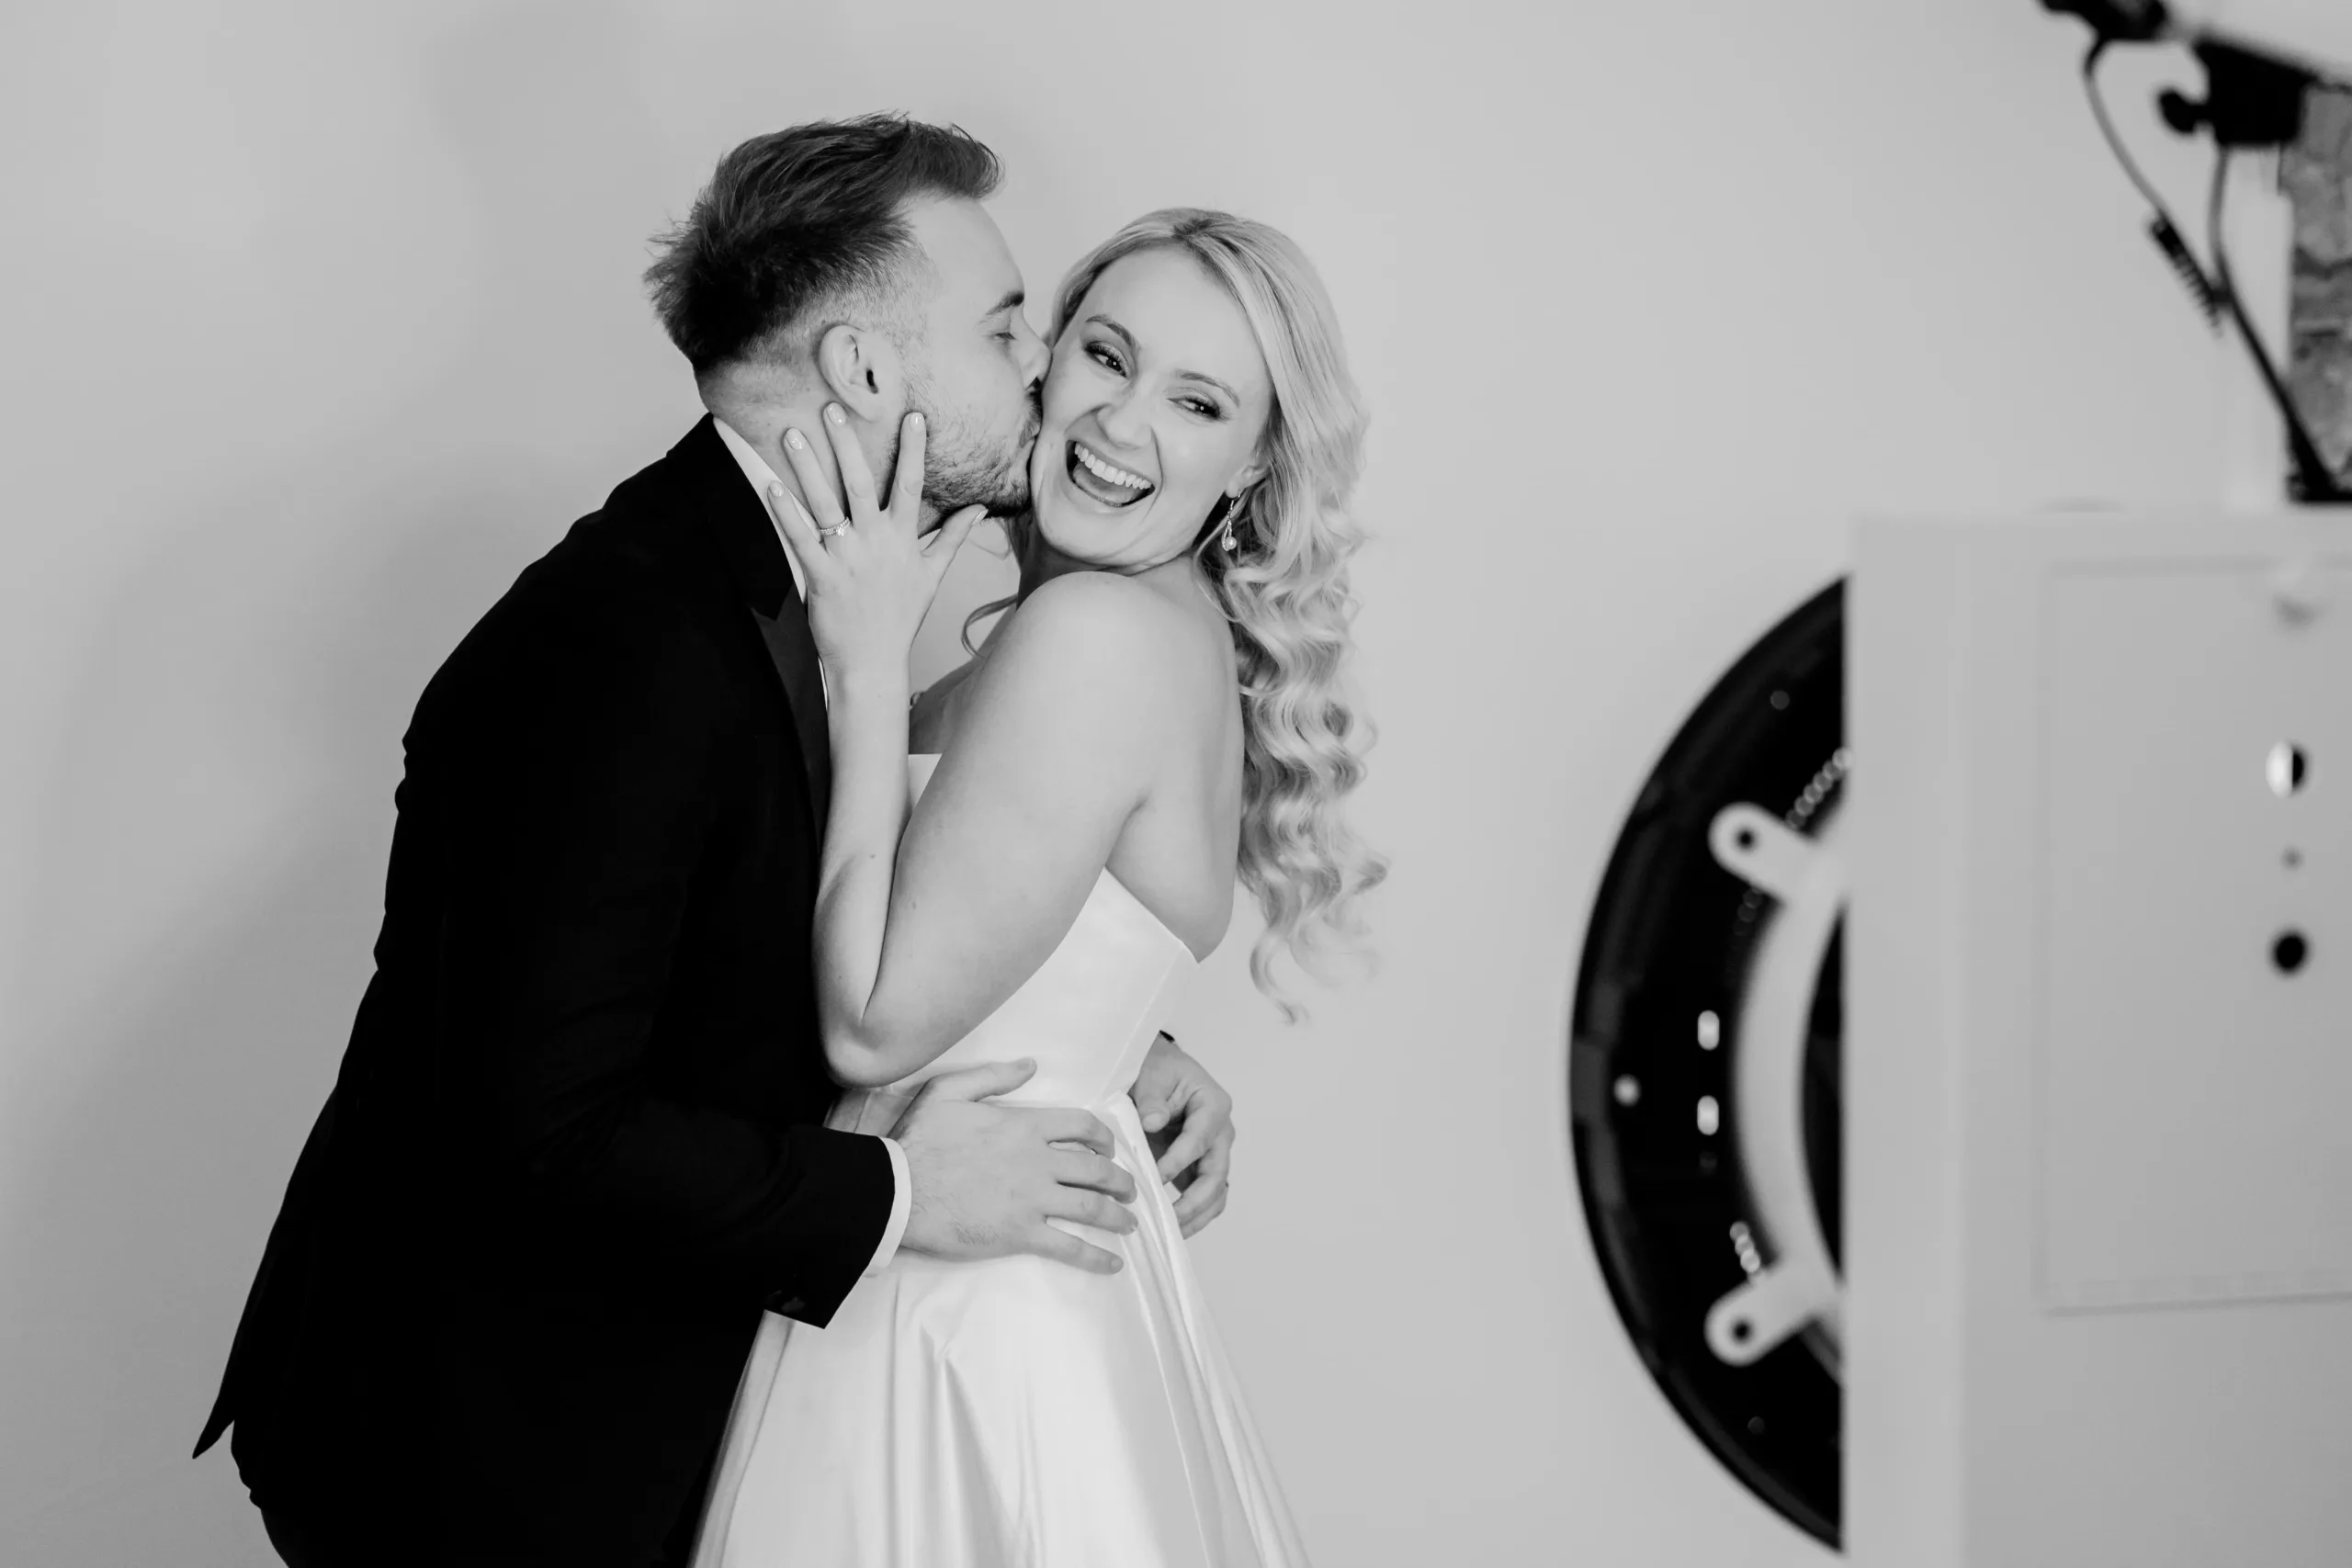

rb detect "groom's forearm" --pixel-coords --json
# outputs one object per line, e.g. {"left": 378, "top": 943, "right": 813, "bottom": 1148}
{"left": 438, "top": 946, "right": 900, "bottom": 1320}
{"left": 439, "top": 956, "right": 900, "bottom": 1317}
{"left": 469, "top": 1077, "right": 895, "bottom": 1320}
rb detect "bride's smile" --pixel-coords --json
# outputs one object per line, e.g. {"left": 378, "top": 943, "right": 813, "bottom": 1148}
{"left": 1064, "top": 436, "right": 1156, "bottom": 506}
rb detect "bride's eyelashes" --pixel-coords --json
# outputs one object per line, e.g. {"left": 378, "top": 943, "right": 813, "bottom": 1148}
{"left": 1080, "top": 338, "right": 1225, "bottom": 422}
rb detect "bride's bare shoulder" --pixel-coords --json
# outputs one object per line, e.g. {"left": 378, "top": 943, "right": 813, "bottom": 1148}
{"left": 969, "top": 570, "right": 1227, "bottom": 730}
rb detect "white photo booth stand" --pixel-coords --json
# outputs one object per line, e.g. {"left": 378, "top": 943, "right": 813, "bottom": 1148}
{"left": 1848, "top": 506, "right": 2347, "bottom": 1567}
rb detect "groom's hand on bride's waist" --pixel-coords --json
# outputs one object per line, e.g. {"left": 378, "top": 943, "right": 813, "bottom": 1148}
{"left": 888, "top": 1059, "right": 1139, "bottom": 1275}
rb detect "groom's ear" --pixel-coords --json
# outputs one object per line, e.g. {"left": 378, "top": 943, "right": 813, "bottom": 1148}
{"left": 811, "top": 322, "right": 903, "bottom": 423}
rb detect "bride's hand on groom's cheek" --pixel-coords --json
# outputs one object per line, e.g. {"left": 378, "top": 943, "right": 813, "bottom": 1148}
{"left": 768, "top": 404, "right": 984, "bottom": 681}
{"left": 1133, "top": 1035, "right": 1234, "bottom": 1238}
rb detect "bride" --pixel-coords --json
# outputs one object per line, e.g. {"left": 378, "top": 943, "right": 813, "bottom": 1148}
{"left": 692, "top": 208, "right": 1384, "bottom": 1567}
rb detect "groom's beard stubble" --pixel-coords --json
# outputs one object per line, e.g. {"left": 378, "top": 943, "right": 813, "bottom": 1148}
{"left": 897, "top": 385, "right": 1042, "bottom": 519}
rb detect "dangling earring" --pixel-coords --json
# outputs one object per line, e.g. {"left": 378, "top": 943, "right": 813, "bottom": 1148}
{"left": 1217, "top": 492, "right": 1243, "bottom": 554}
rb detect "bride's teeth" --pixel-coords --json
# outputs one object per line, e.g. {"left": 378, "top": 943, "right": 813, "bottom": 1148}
{"left": 1075, "top": 445, "right": 1150, "bottom": 491}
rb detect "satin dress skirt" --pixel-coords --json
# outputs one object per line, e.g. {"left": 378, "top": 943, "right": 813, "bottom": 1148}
{"left": 689, "top": 1087, "right": 1309, "bottom": 1568}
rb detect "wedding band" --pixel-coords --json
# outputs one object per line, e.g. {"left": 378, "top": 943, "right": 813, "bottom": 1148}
{"left": 817, "top": 519, "right": 852, "bottom": 538}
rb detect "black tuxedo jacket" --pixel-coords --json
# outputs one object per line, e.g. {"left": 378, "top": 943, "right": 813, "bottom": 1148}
{"left": 194, "top": 418, "right": 890, "bottom": 1566}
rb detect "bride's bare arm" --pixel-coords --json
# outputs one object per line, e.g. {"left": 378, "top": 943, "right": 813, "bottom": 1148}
{"left": 840, "top": 571, "right": 1175, "bottom": 1079}
{"left": 774, "top": 413, "right": 1176, "bottom": 1089}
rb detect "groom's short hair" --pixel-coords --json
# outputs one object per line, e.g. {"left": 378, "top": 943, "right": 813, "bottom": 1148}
{"left": 644, "top": 113, "right": 1001, "bottom": 377}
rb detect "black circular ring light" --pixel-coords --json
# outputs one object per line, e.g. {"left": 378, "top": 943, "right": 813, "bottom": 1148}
{"left": 1569, "top": 578, "right": 1847, "bottom": 1548}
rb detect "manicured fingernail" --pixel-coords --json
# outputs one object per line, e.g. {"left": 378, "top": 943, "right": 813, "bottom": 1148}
{"left": 785, "top": 428, "right": 807, "bottom": 450}
{"left": 825, "top": 404, "right": 845, "bottom": 425}
{"left": 907, "top": 412, "right": 923, "bottom": 429}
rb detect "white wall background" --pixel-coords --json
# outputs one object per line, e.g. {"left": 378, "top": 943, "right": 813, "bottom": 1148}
{"left": 0, "top": 2, "right": 2229, "bottom": 1562}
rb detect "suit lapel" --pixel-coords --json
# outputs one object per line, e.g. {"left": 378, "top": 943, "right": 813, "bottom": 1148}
{"left": 752, "top": 598, "right": 831, "bottom": 836}
{"left": 662, "top": 416, "right": 833, "bottom": 839}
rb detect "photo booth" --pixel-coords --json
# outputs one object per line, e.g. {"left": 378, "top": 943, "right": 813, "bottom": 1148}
{"left": 1571, "top": 9, "right": 2351, "bottom": 1560}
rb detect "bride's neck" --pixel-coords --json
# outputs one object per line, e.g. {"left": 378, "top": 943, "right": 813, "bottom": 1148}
{"left": 1013, "top": 529, "right": 1206, "bottom": 604}
{"left": 1014, "top": 532, "right": 1091, "bottom": 601}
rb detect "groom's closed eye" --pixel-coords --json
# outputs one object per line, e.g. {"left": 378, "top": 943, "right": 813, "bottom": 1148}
{"left": 981, "top": 288, "right": 1026, "bottom": 340}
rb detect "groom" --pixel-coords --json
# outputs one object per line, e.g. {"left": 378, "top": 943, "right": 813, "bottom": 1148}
{"left": 196, "top": 115, "right": 1240, "bottom": 1568}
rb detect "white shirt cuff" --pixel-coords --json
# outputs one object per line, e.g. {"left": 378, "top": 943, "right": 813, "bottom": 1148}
{"left": 863, "top": 1135, "right": 911, "bottom": 1275}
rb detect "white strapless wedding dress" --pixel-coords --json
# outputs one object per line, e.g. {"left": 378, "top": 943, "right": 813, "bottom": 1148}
{"left": 690, "top": 754, "right": 1310, "bottom": 1568}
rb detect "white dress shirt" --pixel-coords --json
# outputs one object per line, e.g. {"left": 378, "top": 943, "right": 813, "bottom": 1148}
{"left": 714, "top": 415, "right": 910, "bottom": 1279}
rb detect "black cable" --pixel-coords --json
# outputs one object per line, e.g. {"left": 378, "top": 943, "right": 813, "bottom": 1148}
{"left": 2079, "top": 38, "right": 2346, "bottom": 502}
{"left": 2084, "top": 41, "right": 2222, "bottom": 324}
{"left": 2204, "top": 149, "right": 2346, "bottom": 501}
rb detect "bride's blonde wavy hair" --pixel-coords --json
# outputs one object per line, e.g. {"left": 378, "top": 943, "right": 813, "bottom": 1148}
{"left": 976, "top": 209, "right": 1386, "bottom": 1020}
